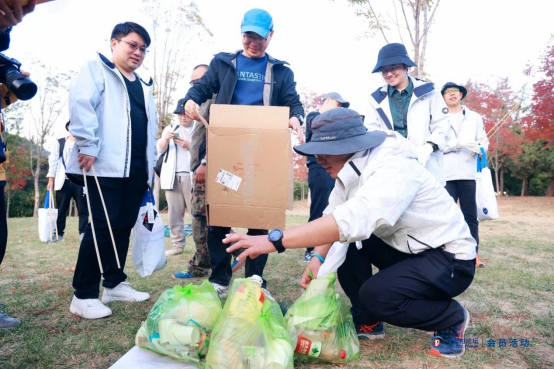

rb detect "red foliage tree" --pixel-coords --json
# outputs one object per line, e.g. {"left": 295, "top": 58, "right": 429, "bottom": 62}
{"left": 464, "top": 78, "right": 523, "bottom": 193}
{"left": 521, "top": 35, "right": 554, "bottom": 195}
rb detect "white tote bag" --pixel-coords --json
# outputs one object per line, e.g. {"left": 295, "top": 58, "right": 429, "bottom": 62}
{"left": 132, "top": 187, "right": 167, "bottom": 277}
{"left": 476, "top": 150, "right": 499, "bottom": 221}
{"left": 38, "top": 190, "right": 58, "bottom": 242}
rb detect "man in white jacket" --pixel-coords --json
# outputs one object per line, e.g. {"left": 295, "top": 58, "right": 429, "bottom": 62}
{"left": 223, "top": 108, "right": 477, "bottom": 359}
{"left": 65, "top": 22, "right": 157, "bottom": 320}
{"left": 157, "top": 98, "right": 195, "bottom": 257}
{"left": 442, "top": 82, "right": 489, "bottom": 268}
{"left": 46, "top": 121, "right": 88, "bottom": 242}
{"left": 364, "top": 43, "right": 449, "bottom": 185}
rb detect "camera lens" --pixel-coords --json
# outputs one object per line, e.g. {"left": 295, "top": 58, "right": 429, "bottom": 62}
{"left": 3, "top": 69, "right": 38, "bottom": 100}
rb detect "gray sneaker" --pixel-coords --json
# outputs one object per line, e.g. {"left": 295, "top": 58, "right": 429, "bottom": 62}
{"left": 210, "top": 282, "right": 230, "bottom": 299}
{"left": 165, "top": 246, "right": 184, "bottom": 257}
{"left": 0, "top": 304, "right": 21, "bottom": 330}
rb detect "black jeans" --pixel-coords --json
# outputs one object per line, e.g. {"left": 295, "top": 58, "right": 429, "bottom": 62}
{"left": 307, "top": 167, "right": 335, "bottom": 253}
{"left": 445, "top": 180, "right": 479, "bottom": 251}
{"left": 56, "top": 179, "right": 89, "bottom": 236}
{"left": 207, "top": 226, "right": 268, "bottom": 288}
{"left": 0, "top": 181, "right": 6, "bottom": 266}
{"left": 72, "top": 172, "right": 147, "bottom": 299}
{"left": 337, "top": 235, "right": 475, "bottom": 331}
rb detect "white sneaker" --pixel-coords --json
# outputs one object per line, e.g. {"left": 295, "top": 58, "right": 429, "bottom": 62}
{"left": 101, "top": 282, "right": 150, "bottom": 303}
{"left": 262, "top": 288, "right": 275, "bottom": 302}
{"left": 69, "top": 296, "right": 112, "bottom": 319}
{"left": 165, "top": 246, "right": 184, "bottom": 257}
{"left": 210, "top": 282, "right": 230, "bottom": 299}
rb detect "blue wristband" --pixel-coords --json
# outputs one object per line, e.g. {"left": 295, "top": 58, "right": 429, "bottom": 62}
{"left": 311, "top": 253, "right": 325, "bottom": 263}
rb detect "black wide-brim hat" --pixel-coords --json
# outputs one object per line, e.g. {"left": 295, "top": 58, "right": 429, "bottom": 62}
{"left": 441, "top": 82, "right": 468, "bottom": 100}
{"left": 294, "top": 108, "right": 387, "bottom": 156}
{"left": 372, "top": 43, "right": 417, "bottom": 73}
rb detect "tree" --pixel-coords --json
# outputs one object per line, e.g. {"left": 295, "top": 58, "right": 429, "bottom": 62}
{"left": 522, "top": 35, "right": 554, "bottom": 195}
{"left": 141, "top": 0, "right": 212, "bottom": 207}
{"left": 141, "top": 0, "right": 212, "bottom": 133}
{"left": 341, "top": 0, "right": 441, "bottom": 77}
{"left": 28, "top": 65, "right": 72, "bottom": 216}
{"left": 464, "top": 78, "right": 523, "bottom": 194}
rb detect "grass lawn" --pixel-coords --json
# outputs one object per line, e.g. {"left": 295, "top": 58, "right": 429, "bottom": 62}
{"left": 1, "top": 197, "right": 553, "bottom": 368}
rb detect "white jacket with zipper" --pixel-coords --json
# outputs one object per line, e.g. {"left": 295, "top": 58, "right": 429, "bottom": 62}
{"left": 363, "top": 76, "right": 450, "bottom": 185}
{"left": 318, "top": 132, "right": 476, "bottom": 277}
{"left": 66, "top": 53, "right": 158, "bottom": 185}
{"left": 443, "top": 106, "right": 489, "bottom": 181}
{"left": 156, "top": 123, "right": 194, "bottom": 190}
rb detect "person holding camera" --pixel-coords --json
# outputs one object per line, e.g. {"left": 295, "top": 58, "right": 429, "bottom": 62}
{"left": 157, "top": 98, "right": 195, "bottom": 258}
{"left": 65, "top": 22, "right": 157, "bottom": 320}
{"left": 0, "top": 0, "right": 36, "bottom": 330}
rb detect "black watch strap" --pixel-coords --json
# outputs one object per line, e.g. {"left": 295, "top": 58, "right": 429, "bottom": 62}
{"left": 272, "top": 238, "right": 285, "bottom": 253}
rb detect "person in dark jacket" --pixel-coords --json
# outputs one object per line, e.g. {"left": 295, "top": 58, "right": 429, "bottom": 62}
{"left": 0, "top": 0, "right": 37, "bottom": 331}
{"left": 302, "top": 92, "right": 349, "bottom": 262}
{"left": 182, "top": 8, "right": 305, "bottom": 299}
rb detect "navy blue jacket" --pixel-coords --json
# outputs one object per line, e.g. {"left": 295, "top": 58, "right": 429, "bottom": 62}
{"left": 305, "top": 111, "right": 321, "bottom": 169}
{"left": 184, "top": 50, "right": 304, "bottom": 172}
{"left": 184, "top": 51, "right": 304, "bottom": 118}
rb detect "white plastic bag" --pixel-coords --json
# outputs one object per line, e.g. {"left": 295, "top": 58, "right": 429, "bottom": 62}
{"left": 476, "top": 150, "right": 499, "bottom": 220}
{"left": 38, "top": 190, "right": 58, "bottom": 242}
{"left": 132, "top": 187, "right": 166, "bottom": 277}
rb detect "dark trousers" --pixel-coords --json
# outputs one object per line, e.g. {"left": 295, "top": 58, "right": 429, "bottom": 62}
{"left": 445, "top": 180, "right": 479, "bottom": 252}
{"left": 0, "top": 181, "right": 6, "bottom": 266}
{"left": 307, "top": 167, "right": 335, "bottom": 252}
{"left": 207, "top": 226, "right": 268, "bottom": 288}
{"left": 337, "top": 235, "right": 475, "bottom": 331}
{"left": 56, "top": 179, "right": 88, "bottom": 236}
{"left": 72, "top": 172, "right": 147, "bottom": 299}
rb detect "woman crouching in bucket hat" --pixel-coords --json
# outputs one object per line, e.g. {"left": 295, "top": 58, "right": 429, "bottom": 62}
{"left": 224, "top": 108, "right": 477, "bottom": 359}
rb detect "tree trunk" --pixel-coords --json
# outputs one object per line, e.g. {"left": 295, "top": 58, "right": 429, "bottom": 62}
{"left": 520, "top": 177, "right": 527, "bottom": 196}
{"left": 6, "top": 187, "right": 10, "bottom": 219}
{"left": 545, "top": 177, "right": 554, "bottom": 197}
{"left": 33, "top": 144, "right": 42, "bottom": 217}
{"left": 498, "top": 167, "right": 504, "bottom": 195}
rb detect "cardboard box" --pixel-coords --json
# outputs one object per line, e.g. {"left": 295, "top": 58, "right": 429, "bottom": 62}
{"left": 207, "top": 104, "right": 293, "bottom": 230}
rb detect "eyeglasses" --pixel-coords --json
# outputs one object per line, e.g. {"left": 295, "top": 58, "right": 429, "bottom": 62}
{"left": 379, "top": 64, "right": 404, "bottom": 75}
{"left": 242, "top": 33, "right": 268, "bottom": 45}
{"left": 189, "top": 79, "right": 201, "bottom": 87}
{"left": 443, "top": 88, "right": 460, "bottom": 94}
{"left": 115, "top": 39, "right": 148, "bottom": 55}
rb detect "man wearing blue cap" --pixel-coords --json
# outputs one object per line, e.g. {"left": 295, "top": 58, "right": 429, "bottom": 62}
{"left": 364, "top": 43, "right": 449, "bottom": 185}
{"left": 223, "top": 108, "right": 476, "bottom": 359}
{"left": 182, "top": 8, "right": 304, "bottom": 299}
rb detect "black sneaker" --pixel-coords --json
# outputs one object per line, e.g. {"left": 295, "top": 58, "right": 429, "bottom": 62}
{"left": 428, "top": 308, "right": 470, "bottom": 358}
{"left": 302, "top": 251, "right": 314, "bottom": 263}
{"left": 355, "top": 321, "right": 385, "bottom": 340}
{"left": 0, "top": 304, "right": 20, "bottom": 330}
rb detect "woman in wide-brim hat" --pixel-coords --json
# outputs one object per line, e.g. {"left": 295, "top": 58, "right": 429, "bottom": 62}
{"left": 223, "top": 107, "right": 478, "bottom": 359}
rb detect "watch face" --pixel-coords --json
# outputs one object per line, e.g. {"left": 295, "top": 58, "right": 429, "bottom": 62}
{"left": 268, "top": 229, "right": 282, "bottom": 242}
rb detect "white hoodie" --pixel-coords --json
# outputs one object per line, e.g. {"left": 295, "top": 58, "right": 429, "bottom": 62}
{"left": 443, "top": 106, "right": 489, "bottom": 181}
{"left": 318, "top": 132, "right": 476, "bottom": 277}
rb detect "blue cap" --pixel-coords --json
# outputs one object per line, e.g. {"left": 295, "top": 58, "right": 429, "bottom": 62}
{"left": 372, "top": 43, "right": 416, "bottom": 73}
{"left": 241, "top": 9, "right": 273, "bottom": 38}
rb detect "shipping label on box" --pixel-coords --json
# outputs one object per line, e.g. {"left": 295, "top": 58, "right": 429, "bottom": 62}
{"left": 207, "top": 104, "right": 293, "bottom": 229}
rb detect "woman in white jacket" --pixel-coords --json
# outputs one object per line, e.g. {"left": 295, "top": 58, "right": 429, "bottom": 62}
{"left": 441, "top": 82, "right": 489, "bottom": 268}
{"left": 223, "top": 108, "right": 476, "bottom": 359}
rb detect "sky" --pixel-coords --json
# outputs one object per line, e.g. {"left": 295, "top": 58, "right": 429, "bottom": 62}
{"left": 5, "top": 0, "right": 554, "bottom": 147}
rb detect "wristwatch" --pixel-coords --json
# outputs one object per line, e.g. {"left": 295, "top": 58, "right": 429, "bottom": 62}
{"left": 201, "top": 158, "right": 206, "bottom": 166}
{"left": 293, "top": 114, "right": 305, "bottom": 125}
{"left": 268, "top": 229, "right": 286, "bottom": 253}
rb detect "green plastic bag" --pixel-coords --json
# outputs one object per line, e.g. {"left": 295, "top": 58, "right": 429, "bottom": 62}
{"left": 206, "top": 275, "right": 294, "bottom": 369}
{"left": 136, "top": 280, "right": 222, "bottom": 367}
{"left": 285, "top": 272, "right": 360, "bottom": 363}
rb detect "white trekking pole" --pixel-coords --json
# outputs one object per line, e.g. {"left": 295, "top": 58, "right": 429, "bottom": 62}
{"left": 48, "top": 190, "right": 53, "bottom": 243}
{"left": 83, "top": 168, "right": 104, "bottom": 274}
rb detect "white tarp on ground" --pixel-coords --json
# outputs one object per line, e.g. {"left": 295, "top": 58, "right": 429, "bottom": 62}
{"left": 109, "top": 346, "right": 197, "bottom": 369}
